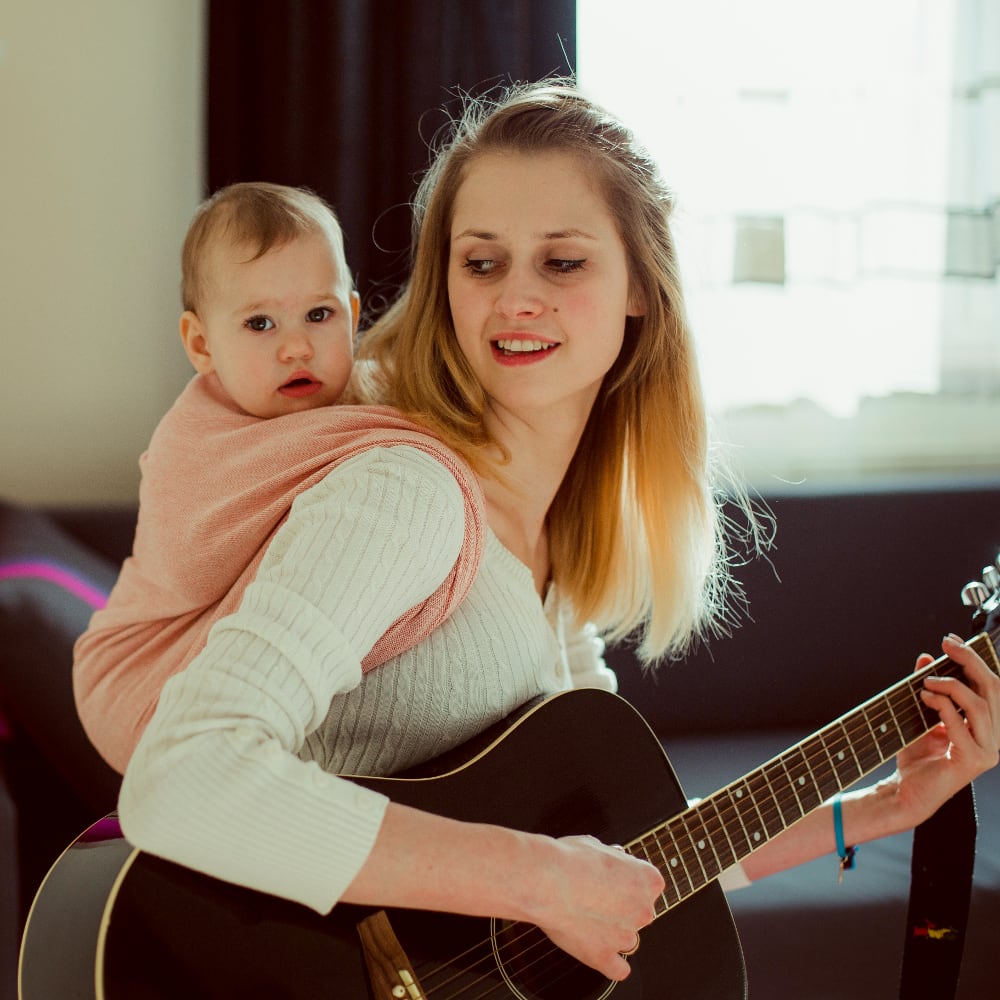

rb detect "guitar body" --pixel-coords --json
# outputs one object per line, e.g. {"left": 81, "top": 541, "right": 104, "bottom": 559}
{"left": 19, "top": 690, "right": 746, "bottom": 999}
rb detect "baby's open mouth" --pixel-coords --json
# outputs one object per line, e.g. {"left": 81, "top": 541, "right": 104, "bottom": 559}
{"left": 279, "top": 376, "right": 322, "bottom": 397}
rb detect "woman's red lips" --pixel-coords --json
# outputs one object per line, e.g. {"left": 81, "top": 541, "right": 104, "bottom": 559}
{"left": 490, "top": 336, "right": 559, "bottom": 365}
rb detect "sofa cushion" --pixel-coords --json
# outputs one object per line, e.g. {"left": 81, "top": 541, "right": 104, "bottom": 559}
{"left": 613, "top": 483, "right": 1000, "bottom": 738}
{"left": 0, "top": 501, "right": 122, "bottom": 812}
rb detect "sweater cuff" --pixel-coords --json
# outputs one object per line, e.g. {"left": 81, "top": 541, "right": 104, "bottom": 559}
{"left": 717, "top": 861, "right": 751, "bottom": 892}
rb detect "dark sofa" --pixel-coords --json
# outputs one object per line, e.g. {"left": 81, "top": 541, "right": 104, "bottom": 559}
{"left": 2, "top": 485, "right": 998, "bottom": 999}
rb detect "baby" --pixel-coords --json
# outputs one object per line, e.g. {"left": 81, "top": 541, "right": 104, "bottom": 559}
{"left": 74, "top": 181, "right": 484, "bottom": 774}
{"left": 74, "top": 182, "right": 364, "bottom": 769}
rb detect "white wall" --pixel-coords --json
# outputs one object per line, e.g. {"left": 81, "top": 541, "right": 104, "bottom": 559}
{"left": 0, "top": 1, "right": 204, "bottom": 505}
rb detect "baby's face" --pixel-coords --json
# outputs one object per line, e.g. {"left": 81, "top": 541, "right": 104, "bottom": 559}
{"left": 189, "top": 229, "right": 358, "bottom": 418}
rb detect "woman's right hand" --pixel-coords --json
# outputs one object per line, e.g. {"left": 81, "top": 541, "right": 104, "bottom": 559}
{"left": 529, "top": 834, "right": 665, "bottom": 982}
{"left": 341, "top": 804, "right": 665, "bottom": 983}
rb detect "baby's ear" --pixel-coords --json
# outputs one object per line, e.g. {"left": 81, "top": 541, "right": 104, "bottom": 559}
{"left": 179, "top": 311, "right": 214, "bottom": 374}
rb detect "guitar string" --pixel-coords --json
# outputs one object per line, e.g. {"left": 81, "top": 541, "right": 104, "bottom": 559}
{"left": 406, "top": 686, "right": 926, "bottom": 1000}
{"left": 416, "top": 916, "right": 618, "bottom": 999}
{"left": 637, "top": 670, "right": 943, "bottom": 902}
{"left": 379, "top": 650, "right": 985, "bottom": 995}
{"left": 413, "top": 920, "right": 611, "bottom": 1000}
{"left": 413, "top": 922, "right": 541, "bottom": 996}
{"left": 666, "top": 691, "right": 925, "bottom": 892}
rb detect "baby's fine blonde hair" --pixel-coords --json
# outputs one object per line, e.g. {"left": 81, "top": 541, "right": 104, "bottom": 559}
{"left": 181, "top": 182, "right": 349, "bottom": 313}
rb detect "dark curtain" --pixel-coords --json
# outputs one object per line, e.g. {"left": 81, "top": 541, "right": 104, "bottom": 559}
{"left": 207, "top": 0, "right": 576, "bottom": 315}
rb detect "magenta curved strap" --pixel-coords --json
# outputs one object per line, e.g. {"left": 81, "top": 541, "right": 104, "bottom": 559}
{"left": 0, "top": 560, "right": 109, "bottom": 610}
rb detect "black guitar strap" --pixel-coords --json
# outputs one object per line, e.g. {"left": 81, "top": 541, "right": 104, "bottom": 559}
{"left": 897, "top": 782, "right": 977, "bottom": 999}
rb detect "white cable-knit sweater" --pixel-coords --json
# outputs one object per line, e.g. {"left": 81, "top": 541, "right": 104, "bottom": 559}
{"left": 118, "top": 446, "right": 618, "bottom": 913}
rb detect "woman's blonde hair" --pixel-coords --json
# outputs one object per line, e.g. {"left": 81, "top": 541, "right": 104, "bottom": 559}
{"left": 358, "top": 79, "right": 751, "bottom": 662}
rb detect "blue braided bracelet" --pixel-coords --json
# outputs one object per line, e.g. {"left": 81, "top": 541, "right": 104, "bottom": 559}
{"left": 833, "top": 793, "right": 858, "bottom": 881}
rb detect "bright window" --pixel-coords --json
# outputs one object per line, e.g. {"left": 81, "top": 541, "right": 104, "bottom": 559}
{"left": 577, "top": 0, "right": 999, "bottom": 487}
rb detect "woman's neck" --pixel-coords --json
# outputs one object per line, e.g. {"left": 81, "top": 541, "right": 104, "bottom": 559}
{"left": 479, "top": 407, "right": 587, "bottom": 598}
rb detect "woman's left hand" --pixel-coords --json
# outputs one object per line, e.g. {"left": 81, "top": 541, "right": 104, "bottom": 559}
{"left": 892, "top": 633, "right": 1000, "bottom": 828}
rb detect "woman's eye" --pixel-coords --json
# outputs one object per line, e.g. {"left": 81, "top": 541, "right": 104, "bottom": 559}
{"left": 244, "top": 315, "right": 274, "bottom": 332}
{"left": 548, "top": 258, "right": 586, "bottom": 274}
{"left": 306, "top": 307, "right": 333, "bottom": 323}
{"left": 462, "top": 258, "right": 499, "bottom": 277}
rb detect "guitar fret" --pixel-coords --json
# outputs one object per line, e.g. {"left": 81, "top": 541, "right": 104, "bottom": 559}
{"left": 636, "top": 626, "right": 1000, "bottom": 912}
{"left": 813, "top": 730, "right": 847, "bottom": 798}
{"left": 730, "top": 777, "right": 768, "bottom": 853}
{"left": 648, "top": 833, "right": 682, "bottom": 909}
{"left": 633, "top": 837, "right": 672, "bottom": 915}
{"left": 908, "top": 680, "right": 934, "bottom": 731}
{"left": 788, "top": 745, "right": 823, "bottom": 814}
{"left": 698, "top": 799, "right": 733, "bottom": 875}
{"left": 663, "top": 821, "right": 695, "bottom": 899}
{"left": 838, "top": 719, "right": 865, "bottom": 777}
{"left": 822, "top": 723, "right": 861, "bottom": 794}
{"left": 854, "top": 712, "right": 888, "bottom": 770}
{"left": 763, "top": 761, "right": 801, "bottom": 828}
{"left": 774, "top": 756, "right": 806, "bottom": 825}
{"left": 865, "top": 705, "right": 898, "bottom": 762}
{"left": 677, "top": 811, "right": 712, "bottom": 887}
{"left": 907, "top": 675, "right": 942, "bottom": 733}
{"left": 885, "top": 694, "right": 907, "bottom": 747}
{"left": 746, "top": 770, "right": 785, "bottom": 839}
{"left": 718, "top": 786, "right": 752, "bottom": 857}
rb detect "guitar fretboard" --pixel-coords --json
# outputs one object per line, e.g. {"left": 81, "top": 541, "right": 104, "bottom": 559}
{"left": 631, "top": 627, "right": 1000, "bottom": 915}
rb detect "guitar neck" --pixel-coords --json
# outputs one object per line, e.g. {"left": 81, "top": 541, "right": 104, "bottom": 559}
{"left": 634, "top": 626, "right": 1000, "bottom": 915}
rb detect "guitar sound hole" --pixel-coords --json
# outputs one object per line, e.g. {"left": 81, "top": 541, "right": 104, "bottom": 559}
{"left": 490, "top": 920, "right": 616, "bottom": 1000}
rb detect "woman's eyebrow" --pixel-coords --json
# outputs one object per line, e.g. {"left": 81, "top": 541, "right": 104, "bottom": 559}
{"left": 541, "top": 228, "right": 598, "bottom": 241}
{"left": 452, "top": 228, "right": 497, "bottom": 241}
{"left": 451, "top": 227, "right": 598, "bottom": 241}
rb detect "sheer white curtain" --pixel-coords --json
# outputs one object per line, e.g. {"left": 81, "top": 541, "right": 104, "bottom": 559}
{"left": 578, "top": 0, "right": 999, "bottom": 485}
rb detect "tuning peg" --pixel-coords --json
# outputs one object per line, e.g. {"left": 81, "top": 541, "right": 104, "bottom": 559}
{"left": 986, "top": 565, "right": 1000, "bottom": 593}
{"left": 962, "top": 580, "right": 991, "bottom": 609}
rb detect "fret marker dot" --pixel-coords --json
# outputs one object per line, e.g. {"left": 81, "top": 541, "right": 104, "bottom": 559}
{"left": 880, "top": 724, "right": 888, "bottom": 734}
{"left": 798, "top": 777, "right": 805, "bottom": 786}
{"left": 697, "top": 840, "right": 705, "bottom": 850}
{"left": 753, "top": 831, "right": 761, "bottom": 842}
{"left": 670, "top": 858, "right": 678, "bottom": 868}
{"left": 735, "top": 789, "right": 743, "bottom": 798}
{"left": 837, "top": 751, "right": 845, "bottom": 760}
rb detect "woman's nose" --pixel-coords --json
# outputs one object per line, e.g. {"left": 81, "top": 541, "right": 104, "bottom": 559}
{"left": 494, "top": 268, "right": 545, "bottom": 319}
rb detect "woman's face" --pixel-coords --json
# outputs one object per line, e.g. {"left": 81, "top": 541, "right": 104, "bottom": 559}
{"left": 447, "top": 150, "right": 643, "bottom": 433}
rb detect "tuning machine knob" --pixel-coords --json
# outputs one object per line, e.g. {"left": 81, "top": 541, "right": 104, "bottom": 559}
{"left": 962, "top": 580, "right": 992, "bottom": 610}
{"left": 983, "top": 564, "right": 1000, "bottom": 593}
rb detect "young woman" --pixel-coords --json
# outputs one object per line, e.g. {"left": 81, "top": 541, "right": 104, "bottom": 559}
{"left": 118, "top": 80, "right": 1000, "bottom": 984}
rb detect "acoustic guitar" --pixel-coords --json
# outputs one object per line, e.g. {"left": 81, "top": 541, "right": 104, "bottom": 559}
{"left": 19, "top": 570, "right": 1000, "bottom": 999}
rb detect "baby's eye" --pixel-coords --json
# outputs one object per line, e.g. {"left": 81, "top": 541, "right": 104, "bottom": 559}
{"left": 306, "top": 306, "right": 334, "bottom": 323}
{"left": 462, "top": 258, "right": 501, "bottom": 277}
{"left": 244, "top": 315, "right": 274, "bottom": 333}
{"left": 547, "top": 258, "right": 586, "bottom": 274}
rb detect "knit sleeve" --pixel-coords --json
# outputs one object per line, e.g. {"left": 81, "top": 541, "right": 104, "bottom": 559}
{"left": 118, "top": 446, "right": 466, "bottom": 913}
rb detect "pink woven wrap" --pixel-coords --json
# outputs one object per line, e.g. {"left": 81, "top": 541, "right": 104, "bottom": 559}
{"left": 73, "top": 374, "right": 485, "bottom": 774}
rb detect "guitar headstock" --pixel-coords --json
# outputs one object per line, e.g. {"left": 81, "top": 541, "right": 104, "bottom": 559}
{"left": 961, "top": 555, "right": 1000, "bottom": 672}
{"left": 961, "top": 556, "right": 1000, "bottom": 619}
